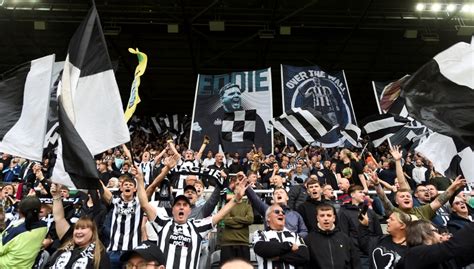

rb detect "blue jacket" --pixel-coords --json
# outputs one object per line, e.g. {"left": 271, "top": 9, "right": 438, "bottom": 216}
{"left": 245, "top": 187, "right": 308, "bottom": 237}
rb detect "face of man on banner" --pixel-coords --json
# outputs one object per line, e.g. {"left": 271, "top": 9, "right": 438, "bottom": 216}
{"left": 219, "top": 83, "right": 243, "bottom": 112}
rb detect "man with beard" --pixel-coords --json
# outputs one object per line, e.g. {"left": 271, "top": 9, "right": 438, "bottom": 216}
{"left": 375, "top": 146, "right": 466, "bottom": 222}
{"left": 305, "top": 204, "right": 360, "bottom": 269}
{"left": 252, "top": 204, "right": 309, "bottom": 269}
{"left": 246, "top": 182, "right": 308, "bottom": 237}
{"left": 425, "top": 184, "right": 450, "bottom": 229}
{"left": 137, "top": 169, "right": 248, "bottom": 269}
{"left": 413, "top": 185, "right": 432, "bottom": 207}
{"left": 297, "top": 178, "right": 327, "bottom": 232}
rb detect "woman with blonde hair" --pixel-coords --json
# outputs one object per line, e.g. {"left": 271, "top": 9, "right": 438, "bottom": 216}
{"left": 47, "top": 184, "right": 110, "bottom": 268}
{"left": 358, "top": 211, "right": 412, "bottom": 269}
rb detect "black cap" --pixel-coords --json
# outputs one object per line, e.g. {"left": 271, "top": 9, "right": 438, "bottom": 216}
{"left": 120, "top": 242, "right": 166, "bottom": 265}
{"left": 19, "top": 196, "right": 41, "bottom": 215}
{"left": 183, "top": 185, "right": 197, "bottom": 194}
{"left": 173, "top": 195, "right": 191, "bottom": 206}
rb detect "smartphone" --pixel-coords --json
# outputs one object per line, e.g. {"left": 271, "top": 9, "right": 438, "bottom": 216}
{"left": 358, "top": 203, "right": 369, "bottom": 220}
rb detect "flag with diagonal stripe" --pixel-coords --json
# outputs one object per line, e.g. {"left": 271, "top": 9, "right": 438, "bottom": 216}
{"left": 271, "top": 107, "right": 336, "bottom": 149}
{"left": 361, "top": 114, "right": 410, "bottom": 147}
{"left": 52, "top": 4, "right": 130, "bottom": 189}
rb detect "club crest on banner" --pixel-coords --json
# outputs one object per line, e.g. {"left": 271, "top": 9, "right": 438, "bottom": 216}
{"left": 282, "top": 65, "right": 356, "bottom": 147}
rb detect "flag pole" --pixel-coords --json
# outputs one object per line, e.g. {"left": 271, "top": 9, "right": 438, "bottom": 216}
{"left": 371, "top": 81, "right": 393, "bottom": 148}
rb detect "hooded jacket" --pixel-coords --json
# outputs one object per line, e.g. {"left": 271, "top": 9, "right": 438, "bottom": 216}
{"left": 305, "top": 225, "right": 361, "bottom": 269}
{"left": 297, "top": 197, "right": 326, "bottom": 232}
{"left": 338, "top": 203, "right": 383, "bottom": 255}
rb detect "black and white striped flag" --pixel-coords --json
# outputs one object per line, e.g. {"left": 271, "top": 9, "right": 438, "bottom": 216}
{"left": 42, "top": 62, "right": 64, "bottom": 156}
{"left": 388, "top": 120, "right": 429, "bottom": 150}
{"left": 361, "top": 114, "right": 410, "bottom": 147}
{"left": 52, "top": 5, "right": 130, "bottom": 189}
{"left": 271, "top": 107, "right": 336, "bottom": 149}
{"left": 401, "top": 42, "right": 474, "bottom": 147}
{"left": 0, "top": 55, "right": 55, "bottom": 161}
{"left": 340, "top": 123, "right": 362, "bottom": 147}
{"left": 416, "top": 132, "right": 474, "bottom": 184}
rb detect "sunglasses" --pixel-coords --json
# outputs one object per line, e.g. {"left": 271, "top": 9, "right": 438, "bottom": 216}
{"left": 273, "top": 209, "right": 286, "bottom": 215}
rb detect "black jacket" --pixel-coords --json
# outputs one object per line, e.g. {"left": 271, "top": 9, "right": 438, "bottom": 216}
{"left": 338, "top": 203, "right": 383, "bottom": 256}
{"left": 305, "top": 226, "right": 361, "bottom": 269}
{"left": 446, "top": 212, "right": 472, "bottom": 235}
{"left": 288, "top": 184, "right": 308, "bottom": 211}
{"left": 399, "top": 222, "right": 474, "bottom": 269}
{"left": 297, "top": 197, "right": 326, "bottom": 232}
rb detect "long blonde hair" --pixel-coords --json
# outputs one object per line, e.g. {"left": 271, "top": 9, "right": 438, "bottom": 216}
{"left": 58, "top": 217, "right": 104, "bottom": 269}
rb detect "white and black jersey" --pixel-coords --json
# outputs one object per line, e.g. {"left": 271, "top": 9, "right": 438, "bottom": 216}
{"left": 151, "top": 211, "right": 215, "bottom": 269}
{"left": 107, "top": 196, "right": 143, "bottom": 251}
{"left": 139, "top": 160, "right": 155, "bottom": 186}
{"left": 252, "top": 228, "right": 306, "bottom": 269}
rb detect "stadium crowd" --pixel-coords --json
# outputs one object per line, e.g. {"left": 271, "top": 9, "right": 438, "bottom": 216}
{"left": 0, "top": 123, "right": 474, "bottom": 269}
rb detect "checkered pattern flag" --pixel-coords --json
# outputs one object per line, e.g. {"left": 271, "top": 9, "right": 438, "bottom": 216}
{"left": 221, "top": 110, "right": 256, "bottom": 142}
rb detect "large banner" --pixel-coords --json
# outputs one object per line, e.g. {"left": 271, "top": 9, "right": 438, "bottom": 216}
{"left": 281, "top": 65, "right": 356, "bottom": 147}
{"left": 190, "top": 68, "right": 273, "bottom": 155}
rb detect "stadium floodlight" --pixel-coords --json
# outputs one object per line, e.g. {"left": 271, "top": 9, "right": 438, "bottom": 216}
{"left": 461, "top": 4, "right": 472, "bottom": 13}
{"left": 446, "top": 4, "right": 456, "bottom": 12}
{"left": 431, "top": 3, "right": 442, "bottom": 12}
{"left": 416, "top": 3, "right": 426, "bottom": 11}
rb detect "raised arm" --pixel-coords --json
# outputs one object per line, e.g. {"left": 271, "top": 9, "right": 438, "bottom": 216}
{"left": 390, "top": 145, "right": 410, "bottom": 190}
{"left": 50, "top": 183, "right": 70, "bottom": 240}
{"left": 167, "top": 140, "right": 181, "bottom": 158}
{"left": 153, "top": 147, "right": 167, "bottom": 164}
{"left": 212, "top": 173, "right": 248, "bottom": 226}
{"left": 132, "top": 165, "right": 157, "bottom": 221}
{"left": 195, "top": 135, "right": 209, "bottom": 161}
{"left": 145, "top": 155, "right": 179, "bottom": 199}
{"left": 371, "top": 172, "right": 396, "bottom": 212}
{"left": 245, "top": 186, "right": 269, "bottom": 216}
{"left": 122, "top": 144, "right": 132, "bottom": 161}
{"left": 430, "top": 176, "right": 466, "bottom": 211}
{"left": 100, "top": 180, "right": 113, "bottom": 205}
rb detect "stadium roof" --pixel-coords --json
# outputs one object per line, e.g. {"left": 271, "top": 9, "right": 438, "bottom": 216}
{"left": 1, "top": 0, "right": 472, "bottom": 119}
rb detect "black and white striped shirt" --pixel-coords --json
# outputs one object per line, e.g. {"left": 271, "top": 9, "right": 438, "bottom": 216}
{"left": 151, "top": 212, "right": 214, "bottom": 269}
{"left": 107, "top": 196, "right": 143, "bottom": 251}
{"left": 139, "top": 160, "right": 155, "bottom": 185}
{"left": 252, "top": 228, "right": 306, "bottom": 269}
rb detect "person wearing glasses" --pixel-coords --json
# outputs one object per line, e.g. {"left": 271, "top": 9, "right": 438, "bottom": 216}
{"left": 399, "top": 221, "right": 474, "bottom": 269}
{"left": 358, "top": 211, "right": 411, "bottom": 269}
{"left": 120, "top": 242, "right": 165, "bottom": 269}
{"left": 447, "top": 196, "right": 473, "bottom": 234}
{"left": 399, "top": 220, "right": 455, "bottom": 269}
{"left": 252, "top": 204, "right": 309, "bottom": 269}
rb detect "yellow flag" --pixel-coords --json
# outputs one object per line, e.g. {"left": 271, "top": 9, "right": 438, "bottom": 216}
{"left": 124, "top": 48, "right": 148, "bottom": 122}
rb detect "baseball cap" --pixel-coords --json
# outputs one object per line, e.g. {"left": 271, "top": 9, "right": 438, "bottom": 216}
{"left": 183, "top": 185, "right": 197, "bottom": 194}
{"left": 120, "top": 242, "right": 166, "bottom": 265}
{"left": 173, "top": 195, "right": 191, "bottom": 206}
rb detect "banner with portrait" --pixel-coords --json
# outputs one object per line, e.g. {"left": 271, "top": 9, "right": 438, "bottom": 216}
{"left": 281, "top": 65, "right": 356, "bottom": 147}
{"left": 190, "top": 68, "right": 273, "bottom": 155}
